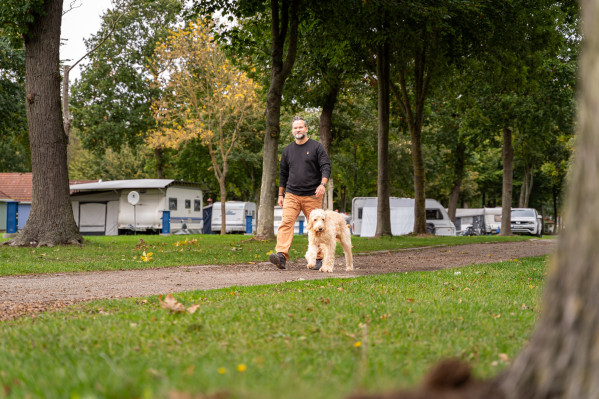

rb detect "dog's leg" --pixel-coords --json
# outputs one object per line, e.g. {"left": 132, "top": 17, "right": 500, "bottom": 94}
{"left": 305, "top": 236, "right": 318, "bottom": 269}
{"left": 321, "top": 240, "right": 336, "bottom": 273}
{"left": 340, "top": 228, "right": 354, "bottom": 271}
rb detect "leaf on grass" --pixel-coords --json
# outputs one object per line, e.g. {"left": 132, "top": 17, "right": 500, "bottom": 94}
{"left": 141, "top": 251, "right": 153, "bottom": 262}
{"left": 406, "top": 298, "right": 415, "bottom": 303}
{"left": 498, "top": 353, "right": 509, "bottom": 362}
{"left": 159, "top": 294, "right": 200, "bottom": 314}
{"left": 187, "top": 304, "right": 200, "bottom": 314}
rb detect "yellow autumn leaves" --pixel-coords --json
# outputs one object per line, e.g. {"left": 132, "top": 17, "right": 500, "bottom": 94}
{"left": 146, "top": 18, "right": 261, "bottom": 151}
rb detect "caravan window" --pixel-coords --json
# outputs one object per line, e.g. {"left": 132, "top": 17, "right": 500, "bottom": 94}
{"left": 194, "top": 200, "right": 201, "bottom": 211}
{"left": 185, "top": 200, "right": 191, "bottom": 209}
{"left": 358, "top": 208, "right": 363, "bottom": 219}
{"left": 169, "top": 198, "right": 177, "bottom": 211}
{"left": 426, "top": 209, "right": 443, "bottom": 220}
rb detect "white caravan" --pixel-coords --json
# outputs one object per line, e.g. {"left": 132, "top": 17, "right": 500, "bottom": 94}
{"left": 273, "top": 206, "right": 307, "bottom": 235}
{"left": 70, "top": 179, "right": 203, "bottom": 235}
{"left": 351, "top": 197, "right": 456, "bottom": 237}
{"left": 211, "top": 201, "right": 256, "bottom": 234}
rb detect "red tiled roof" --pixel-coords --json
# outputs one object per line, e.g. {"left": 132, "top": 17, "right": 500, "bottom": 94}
{"left": 0, "top": 188, "right": 10, "bottom": 200}
{"left": 0, "top": 173, "right": 98, "bottom": 202}
{"left": 0, "top": 173, "right": 33, "bottom": 202}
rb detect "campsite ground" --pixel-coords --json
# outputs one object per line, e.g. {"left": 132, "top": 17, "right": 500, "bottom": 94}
{"left": 0, "top": 239, "right": 555, "bottom": 320}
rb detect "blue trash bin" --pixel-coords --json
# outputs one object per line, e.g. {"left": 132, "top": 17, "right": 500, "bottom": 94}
{"left": 6, "top": 201, "right": 18, "bottom": 234}
{"left": 162, "top": 210, "right": 171, "bottom": 234}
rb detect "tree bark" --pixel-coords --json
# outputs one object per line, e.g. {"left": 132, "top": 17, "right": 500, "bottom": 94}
{"left": 255, "top": 0, "right": 299, "bottom": 240}
{"left": 319, "top": 78, "right": 340, "bottom": 211}
{"left": 499, "top": 3, "right": 599, "bottom": 395}
{"left": 390, "top": 44, "right": 434, "bottom": 235}
{"left": 447, "top": 140, "right": 466, "bottom": 223}
{"left": 4, "top": 0, "right": 83, "bottom": 248}
{"left": 500, "top": 126, "right": 513, "bottom": 236}
{"left": 375, "top": 42, "right": 391, "bottom": 237}
{"left": 518, "top": 164, "right": 534, "bottom": 208}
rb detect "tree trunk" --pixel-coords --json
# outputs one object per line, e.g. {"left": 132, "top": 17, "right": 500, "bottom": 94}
{"left": 499, "top": 3, "right": 599, "bottom": 394}
{"left": 500, "top": 126, "right": 513, "bottom": 236}
{"left": 219, "top": 180, "right": 227, "bottom": 235}
{"left": 4, "top": 0, "right": 83, "bottom": 248}
{"left": 319, "top": 79, "right": 340, "bottom": 211}
{"left": 390, "top": 45, "right": 434, "bottom": 235}
{"left": 447, "top": 140, "right": 466, "bottom": 223}
{"left": 154, "top": 148, "right": 165, "bottom": 179}
{"left": 518, "top": 164, "right": 534, "bottom": 208}
{"left": 255, "top": 0, "right": 299, "bottom": 240}
{"left": 375, "top": 42, "right": 392, "bottom": 237}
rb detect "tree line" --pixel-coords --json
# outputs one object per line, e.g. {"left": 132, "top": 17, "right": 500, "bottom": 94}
{"left": 0, "top": 0, "right": 576, "bottom": 244}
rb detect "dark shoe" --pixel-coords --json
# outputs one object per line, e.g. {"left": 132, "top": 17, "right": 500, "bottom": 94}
{"left": 313, "top": 259, "right": 323, "bottom": 271}
{"left": 269, "top": 252, "right": 287, "bottom": 269}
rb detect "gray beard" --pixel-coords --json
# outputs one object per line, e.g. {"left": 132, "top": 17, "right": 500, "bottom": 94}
{"left": 294, "top": 133, "right": 306, "bottom": 140}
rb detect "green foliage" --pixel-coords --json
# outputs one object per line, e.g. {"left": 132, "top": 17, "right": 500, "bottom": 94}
{"left": 0, "top": 36, "right": 30, "bottom": 172}
{"left": 0, "top": 0, "right": 44, "bottom": 41}
{"left": 70, "top": 0, "right": 190, "bottom": 155}
{"left": 0, "top": 256, "right": 547, "bottom": 398}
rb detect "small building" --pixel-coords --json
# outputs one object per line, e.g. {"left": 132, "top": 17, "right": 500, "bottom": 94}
{"left": 70, "top": 179, "right": 203, "bottom": 235}
{"left": 0, "top": 173, "right": 33, "bottom": 231}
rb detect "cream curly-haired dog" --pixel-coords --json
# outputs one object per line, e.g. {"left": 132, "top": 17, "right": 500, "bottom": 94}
{"left": 305, "top": 209, "right": 353, "bottom": 273}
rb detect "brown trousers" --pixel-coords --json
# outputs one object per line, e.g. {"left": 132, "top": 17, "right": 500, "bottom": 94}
{"left": 275, "top": 192, "right": 322, "bottom": 259}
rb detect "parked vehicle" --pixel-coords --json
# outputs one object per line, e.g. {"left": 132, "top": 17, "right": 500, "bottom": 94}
{"left": 511, "top": 208, "right": 543, "bottom": 237}
{"left": 454, "top": 207, "right": 502, "bottom": 235}
{"left": 211, "top": 201, "right": 256, "bottom": 234}
{"left": 70, "top": 179, "right": 203, "bottom": 235}
{"left": 350, "top": 197, "right": 456, "bottom": 237}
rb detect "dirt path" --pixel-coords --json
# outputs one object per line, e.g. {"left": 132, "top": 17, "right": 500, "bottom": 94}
{"left": 0, "top": 239, "right": 556, "bottom": 320}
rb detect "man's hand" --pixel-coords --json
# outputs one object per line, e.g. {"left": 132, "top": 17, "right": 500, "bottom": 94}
{"left": 278, "top": 195, "right": 284, "bottom": 206}
{"left": 315, "top": 184, "right": 326, "bottom": 198}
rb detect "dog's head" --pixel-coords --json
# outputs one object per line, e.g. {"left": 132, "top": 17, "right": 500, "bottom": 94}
{"left": 307, "top": 208, "right": 326, "bottom": 234}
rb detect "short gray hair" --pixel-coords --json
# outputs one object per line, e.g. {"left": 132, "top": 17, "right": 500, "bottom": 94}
{"left": 292, "top": 116, "right": 307, "bottom": 127}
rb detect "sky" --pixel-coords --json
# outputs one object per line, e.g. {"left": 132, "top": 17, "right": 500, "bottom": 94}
{"left": 61, "top": 0, "right": 113, "bottom": 82}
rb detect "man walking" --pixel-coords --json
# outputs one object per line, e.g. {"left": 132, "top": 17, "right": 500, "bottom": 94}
{"left": 269, "top": 116, "right": 331, "bottom": 270}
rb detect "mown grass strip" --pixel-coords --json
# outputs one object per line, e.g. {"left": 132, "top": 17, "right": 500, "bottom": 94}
{"left": 0, "top": 256, "right": 546, "bottom": 399}
{"left": 0, "top": 234, "right": 533, "bottom": 276}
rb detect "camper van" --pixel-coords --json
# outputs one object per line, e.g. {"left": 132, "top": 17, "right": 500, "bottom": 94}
{"left": 351, "top": 197, "right": 456, "bottom": 237}
{"left": 273, "top": 206, "right": 307, "bottom": 235}
{"left": 211, "top": 201, "right": 256, "bottom": 234}
{"left": 454, "top": 208, "right": 502, "bottom": 235}
{"left": 70, "top": 179, "right": 203, "bottom": 235}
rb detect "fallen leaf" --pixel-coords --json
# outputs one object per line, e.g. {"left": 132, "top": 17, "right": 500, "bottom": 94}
{"left": 187, "top": 304, "right": 200, "bottom": 314}
{"left": 498, "top": 353, "right": 509, "bottom": 362}
{"left": 159, "top": 294, "right": 186, "bottom": 313}
{"left": 406, "top": 298, "right": 415, "bottom": 303}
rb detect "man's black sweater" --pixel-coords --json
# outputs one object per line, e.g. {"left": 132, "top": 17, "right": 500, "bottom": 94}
{"left": 279, "top": 138, "right": 331, "bottom": 196}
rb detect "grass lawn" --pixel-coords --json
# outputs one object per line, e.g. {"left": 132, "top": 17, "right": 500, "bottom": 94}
{"left": 0, "top": 256, "right": 547, "bottom": 399}
{"left": 0, "top": 233, "right": 533, "bottom": 276}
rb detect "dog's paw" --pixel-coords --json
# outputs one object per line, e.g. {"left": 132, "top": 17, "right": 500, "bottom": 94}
{"left": 307, "top": 264, "right": 315, "bottom": 270}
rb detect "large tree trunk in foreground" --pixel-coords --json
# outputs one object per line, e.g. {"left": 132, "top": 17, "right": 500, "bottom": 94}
{"left": 349, "top": 1, "right": 599, "bottom": 398}
{"left": 5, "top": 0, "right": 82, "bottom": 247}
{"left": 500, "top": 126, "right": 513, "bottom": 236}
{"left": 375, "top": 41, "right": 391, "bottom": 237}
{"left": 499, "top": 1, "right": 599, "bottom": 395}
{"left": 255, "top": 0, "right": 299, "bottom": 240}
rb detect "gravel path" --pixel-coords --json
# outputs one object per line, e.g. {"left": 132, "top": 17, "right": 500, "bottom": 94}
{"left": 0, "top": 239, "right": 556, "bottom": 320}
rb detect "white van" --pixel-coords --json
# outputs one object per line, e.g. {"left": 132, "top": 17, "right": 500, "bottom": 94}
{"left": 351, "top": 197, "right": 456, "bottom": 237}
{"left": 211, "top": 201, "right": 256, "bottom": 233}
